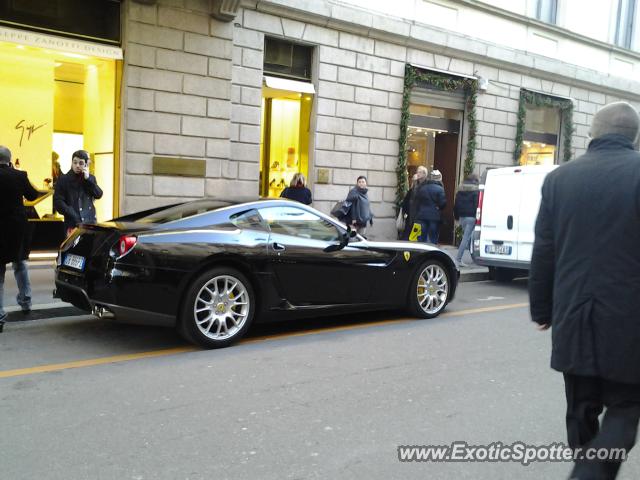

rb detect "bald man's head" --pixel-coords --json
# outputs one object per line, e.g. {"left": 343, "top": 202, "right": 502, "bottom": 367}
{"left": 0, "top": 145, "right": 11, "bottom": 164}
{"left": 590, "top": 101, "right": 640, "bottom": 143}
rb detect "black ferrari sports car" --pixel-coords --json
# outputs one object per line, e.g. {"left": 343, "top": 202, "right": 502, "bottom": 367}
{"left": 55, "top": 198, "right": 459, "bottom": 348}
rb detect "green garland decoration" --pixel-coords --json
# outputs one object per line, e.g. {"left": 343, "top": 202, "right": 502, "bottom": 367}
{"left": 513, "top": 89, "right": 574, "bottom": 164}
{"left": 397, "top": 64, "right": 478, "bottom": 208}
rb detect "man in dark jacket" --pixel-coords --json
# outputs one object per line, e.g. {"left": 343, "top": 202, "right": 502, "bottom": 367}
{"left": 411, "top": 169, "right": 446, "bottom": 244}
{"left": 529, "top": 102, "right": 640, "bottom": 480}
{"left": 54, "top": 149, "right": 103, "bottom": 233}
{"left": 453, "top": 174, "right": 479, "bottom": 267}
{"left": 0, "top": 146, "right": 39, "bottom": 330}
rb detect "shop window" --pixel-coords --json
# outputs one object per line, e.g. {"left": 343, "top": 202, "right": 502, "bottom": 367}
{"left": 520, "top": 105, "right": 561, "bottom": 166}
{"left": 0, "top": 41, "right": 118, "bottom": 250}
{"left": 0, "top": 0, "right": 121, "bottom": 44}
{"left": 529, "top": 0, "right": 558, "bottom": 24}
{"left": 260, "top": 72, "right": 314, "bottom": 198}
{"left": 614, "top": 0, "right": 637, "bottom": 49}
{"left": 264, "top": 37, "right": 312, "bottom": 81}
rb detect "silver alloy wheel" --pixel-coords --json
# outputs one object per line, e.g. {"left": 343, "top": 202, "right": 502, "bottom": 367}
{"left": 416, "top": 263, "right": 449, "bottom": 315}
{"left": 193, "top": 274, "right": 250, "bottom": 341}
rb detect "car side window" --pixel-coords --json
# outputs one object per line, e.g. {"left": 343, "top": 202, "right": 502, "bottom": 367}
{"left": 258, "top": 206, "right": 341, "bottom": 242}
{"left": 229, "top": 209, "right": 267, "bottom": 231}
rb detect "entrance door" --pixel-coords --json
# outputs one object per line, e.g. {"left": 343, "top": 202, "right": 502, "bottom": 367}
{"left": 434, "top": 133, "right": 459, "bottom": 245}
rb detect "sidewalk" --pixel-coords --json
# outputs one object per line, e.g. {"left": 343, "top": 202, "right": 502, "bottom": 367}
{"left": 439, "top": 245, "right": 490, "bottom": 283}
{"left": 2, "top": 247, "right": 488, "bottom": 323}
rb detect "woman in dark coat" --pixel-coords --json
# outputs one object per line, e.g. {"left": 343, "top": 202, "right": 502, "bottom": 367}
{"left": 280, "top": 173, "right": 312, "bottom": 205}
{"left": 401, "top": 167, "right": 426, "bottom": 240}
{"left": 344, "top": 176, "right": 373, "bottom": 236}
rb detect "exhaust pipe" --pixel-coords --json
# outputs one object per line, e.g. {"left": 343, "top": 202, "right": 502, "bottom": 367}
{"left": 92, "top": 305, "right": 115, "bottom": 319}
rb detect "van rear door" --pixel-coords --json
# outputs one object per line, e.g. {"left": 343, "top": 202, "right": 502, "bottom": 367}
{"left": 516, "top": 166, "right": 557, "bottom": 263}
{"left": 479, "top": 168, "right": 523, "bottom": 262}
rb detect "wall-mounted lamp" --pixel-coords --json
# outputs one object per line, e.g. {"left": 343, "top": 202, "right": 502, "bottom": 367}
{"left": 477, "top": 76, "right": 489, "bottom": 92}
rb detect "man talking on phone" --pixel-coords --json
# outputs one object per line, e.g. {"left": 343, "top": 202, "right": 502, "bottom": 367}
{"left": 54, "top": 150, "right": 103, "bottom": 235}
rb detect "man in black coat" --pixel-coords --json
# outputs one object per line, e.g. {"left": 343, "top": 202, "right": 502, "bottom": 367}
{"left": 530, "top": 102, "right": 640, "bottom": 479}
{"left": 53, "top": 149, "right": 103, "bottom": 234}
{"left": 0, "top": 146, "right": 39, "bottom": 331}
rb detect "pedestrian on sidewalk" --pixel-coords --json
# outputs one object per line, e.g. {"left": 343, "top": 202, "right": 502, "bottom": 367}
{"left": 400, "top": 171, "right": 421, "bottom": 240}
{"left": 529, "top": 101, "right": 640, "bottom": 480}
{"left": 453, "top": 174, "right": 479, "bottom": 267}
{"left": 280, "top": 172, "right": 312, "bottom": 205}
{"left": 343, "top": 176, "right": 373, "bottom": 236}
{"left": 0, "top": 145, "right": 39, "bottom": 331}
{"left": 409, "top": 167, "right": 446, "bottom": 244}
{"left": 53, "top": 149, "right": 103, "bottom": 236}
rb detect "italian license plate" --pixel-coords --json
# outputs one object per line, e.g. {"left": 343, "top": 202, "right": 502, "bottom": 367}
{"left": 63, "top": 254, "right": 85, "bottom": 270}
{"left": 485, "top": 244, "right": 512, "bottom": 255}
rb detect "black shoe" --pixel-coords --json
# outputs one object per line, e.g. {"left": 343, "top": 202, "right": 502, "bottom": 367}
{"left": 21, "top": 308, "right": 31, "bottom": 315}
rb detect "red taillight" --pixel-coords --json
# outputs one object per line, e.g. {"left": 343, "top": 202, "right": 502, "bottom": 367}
{"left": 118, "top": 235, "right": 137, "bottom": 257}
{"left": 476, "top": 189, "right": 484, "bottom": 226}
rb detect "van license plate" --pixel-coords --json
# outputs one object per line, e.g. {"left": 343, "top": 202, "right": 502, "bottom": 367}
{"left": 485, "top": 245, "right": 512, "bottom": 255}
{"left": 63, "top": 254, "right": 85, "bottom": 270}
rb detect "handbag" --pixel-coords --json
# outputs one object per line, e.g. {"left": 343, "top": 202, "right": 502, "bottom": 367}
{"left": 396, "top": 210, "right": 406, "bottom": 232}
{"left": 330, "top": 200, "right": 351, "bottom": 220}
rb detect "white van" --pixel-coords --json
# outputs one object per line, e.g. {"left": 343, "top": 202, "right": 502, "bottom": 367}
{"left": 471, "top": 164, "right": 558, "bottom": 282}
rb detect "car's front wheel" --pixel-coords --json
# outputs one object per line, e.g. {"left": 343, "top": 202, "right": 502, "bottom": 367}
{"left": 179, "top": 267, "right": 255, "bottom": 348}
{"left": 408, "top": 260, "right": 450, "bottom": 318}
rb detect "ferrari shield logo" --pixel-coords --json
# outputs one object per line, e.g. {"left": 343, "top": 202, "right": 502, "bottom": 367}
{"left": 403, "top": 251, "right": 411, "bottom": 262}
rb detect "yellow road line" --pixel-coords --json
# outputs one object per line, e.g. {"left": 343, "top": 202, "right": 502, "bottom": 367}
{"left": 0, "top": 302, "right": 529, "bottom": 379}
{"left": 443, "top": 302, "right": 529, "bottom": 317}
{"left": 0, "top": 347, "right": 197, "bottom": 379}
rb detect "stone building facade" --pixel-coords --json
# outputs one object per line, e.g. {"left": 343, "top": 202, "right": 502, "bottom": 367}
{"left": 121, "top": 0, "right": 640, "bottom": 240}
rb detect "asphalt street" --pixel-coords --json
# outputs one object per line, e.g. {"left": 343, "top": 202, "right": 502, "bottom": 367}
{"left": 1, "top": 280, "right": 638, "bottom": 480}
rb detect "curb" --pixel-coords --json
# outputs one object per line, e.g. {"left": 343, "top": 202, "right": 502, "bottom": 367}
{"left": 459, "top": 269, "right": 490, "bottom": 283}
{"left": 7, "top": 261, "right": 56, "bottom": 271}
{"left": 4, "top": 305, "right": 86, "bottom": 323}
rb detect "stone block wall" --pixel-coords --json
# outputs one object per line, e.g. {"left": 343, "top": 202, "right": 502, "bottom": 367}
{"left": 123, "top": 0, "right": 238, "bottom": 213}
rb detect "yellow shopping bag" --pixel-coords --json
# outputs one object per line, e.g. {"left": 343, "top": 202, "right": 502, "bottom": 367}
{"left": 408, "top": 222, "right": 421, "bottom": 242}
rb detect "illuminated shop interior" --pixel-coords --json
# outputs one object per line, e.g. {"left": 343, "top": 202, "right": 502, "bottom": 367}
{"left": 0, "top": 40, "right": 117, "bottom": 246}
{"left": 260, "top": 79, "right": 313, "bottom": 198}
{"left": 407, "top": 104, "right": 462, "bottom": 180}
{"left": 519, "top": 105, "right": 560, "bottom": 166}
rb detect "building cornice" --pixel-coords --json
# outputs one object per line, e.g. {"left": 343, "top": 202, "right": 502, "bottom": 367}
{"left": 246, "top": 0, "right": 640, "bottom": 100}
{"left": 456, "top": 0, "right": 640, "bottom": 62}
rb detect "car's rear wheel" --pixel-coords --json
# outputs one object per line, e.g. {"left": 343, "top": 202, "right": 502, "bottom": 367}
{"left": 179, "top": 267, "right": 254, "bottom": 348}
{"left": 408, "top": 260, "right": 450, "bottom": 318}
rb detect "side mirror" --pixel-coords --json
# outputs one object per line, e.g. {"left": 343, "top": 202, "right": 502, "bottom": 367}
{"left": 323, "top": 227, "right": 350, "bottom": 252}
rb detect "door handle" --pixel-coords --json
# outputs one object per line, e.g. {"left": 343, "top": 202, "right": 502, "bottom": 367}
{"left": 507, "top": 215, "right": 513, "bottom": 230}
{"left": 272, "top": 242, "right": 286, "bottom": 252}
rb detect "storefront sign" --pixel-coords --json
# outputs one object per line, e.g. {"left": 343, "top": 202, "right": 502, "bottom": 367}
{"left": 0, "top": 26, "right": 122, "bottom": 59}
